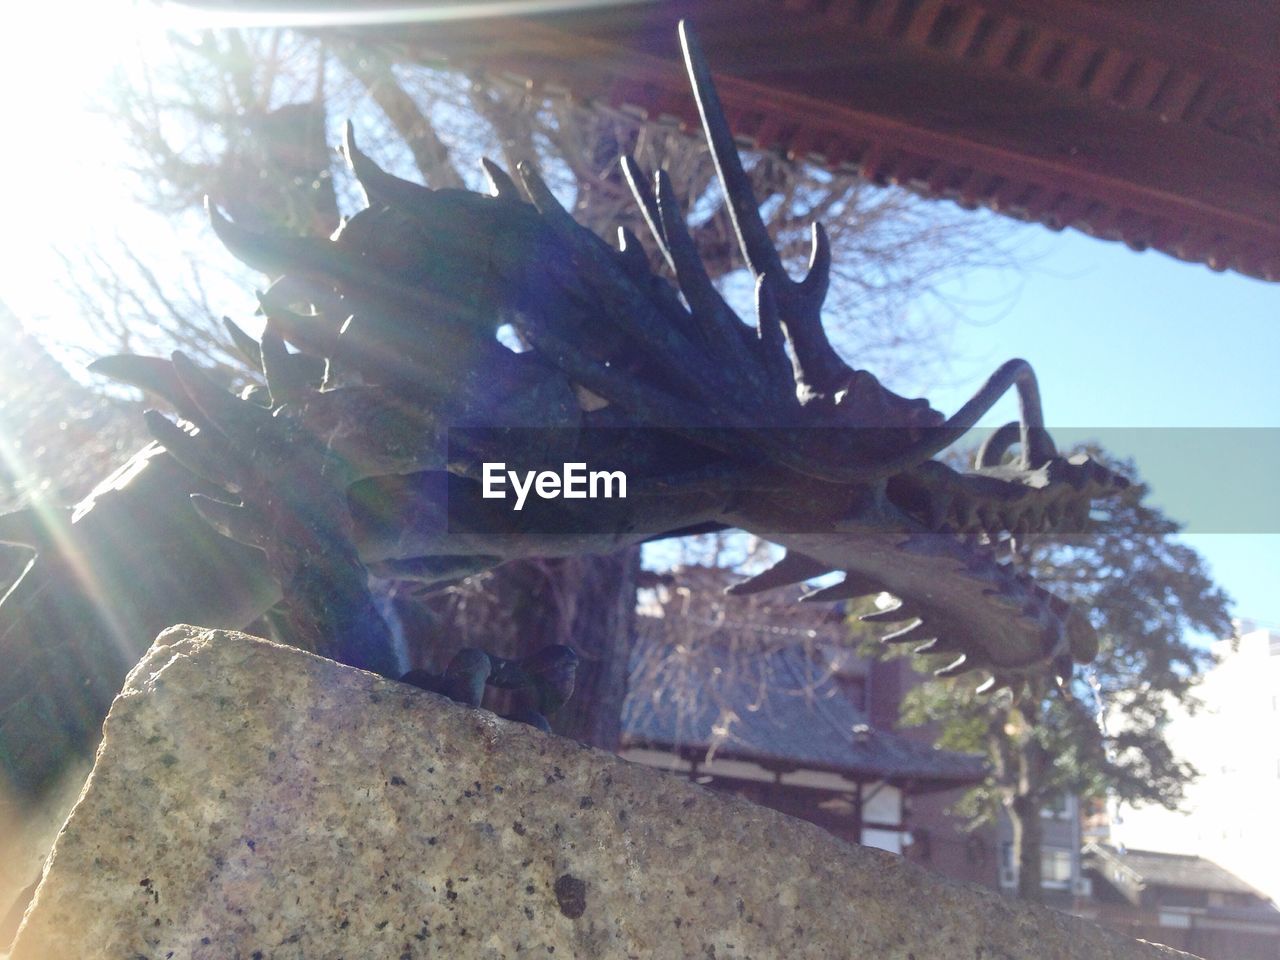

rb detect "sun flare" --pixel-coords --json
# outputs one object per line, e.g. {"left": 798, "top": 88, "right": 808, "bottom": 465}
{"left": 0, "top": 2, "right": 176, "bottom": 343}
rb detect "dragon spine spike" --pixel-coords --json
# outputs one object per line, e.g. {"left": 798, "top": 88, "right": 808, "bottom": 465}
{"left": 259, "top": 326, "right": 307, "bottom": 406}
{"left": 255, "top": 289, "right": 342, "bottom": 359}
{"left": 189, "top": 495, "right": 269, "bottom": 550}
{"left": 725, "top": 552, "right": 831, "bottom": 595}
{"left": 342, "top": 120, "right": 436, "bottom": 209}
{"left": 0, "top": 507, "right": 59, "bottom": 550}
{"left": 514, "top": 160, "right": 572, "bottom": 225}
{"left": 207, "top": 199, "right": 348, "bottom": 282}
{"left": 89, "top": 354, "right": 197, "bottom": 417}
{"left": 620, "top": 155, "right": 676, "bottom": 276}
{"left": 171, "top": 352, "right": 274, "bottom": 442}
{"left": 223, "top": 317, "right": 266, "bottom": 373}
{"left": 479, "top": 157, "right": 521, "bottom": 201}
{"left": 205, "top": 198, "right": 276, "bottom": 274}
{"left": 653, "top": 168, "right": 733, "bottom": 342}
{"left": 143, "top": 410, "right": 237, "bottom": 490}
{"left": 614, "top": 226, "right": 651, "bottom": 279}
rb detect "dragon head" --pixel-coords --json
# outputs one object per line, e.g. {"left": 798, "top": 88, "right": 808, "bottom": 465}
{"left": 91, "top": 22, "right": 1127, "bottom": 694}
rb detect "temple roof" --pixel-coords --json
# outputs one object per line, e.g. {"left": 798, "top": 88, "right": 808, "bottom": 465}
{"left": 306, "top": 0, "right": 1280, "bottom": 281}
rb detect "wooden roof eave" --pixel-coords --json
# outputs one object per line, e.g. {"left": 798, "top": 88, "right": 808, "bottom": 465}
{"left": 348, "top": 1, "right": 1280, "bottom": 281}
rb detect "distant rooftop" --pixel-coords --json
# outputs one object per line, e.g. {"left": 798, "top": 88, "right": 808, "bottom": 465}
{"left": 1087, "top": 842, "right": 1272, "bottom": 900}
{"left": 622, "top": 620, "right": 985, "bottom": 789}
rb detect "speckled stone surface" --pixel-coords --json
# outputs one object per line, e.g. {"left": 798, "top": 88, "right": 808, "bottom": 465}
{"left": 12, "top": 626, "right": 1194, "bottom": 960}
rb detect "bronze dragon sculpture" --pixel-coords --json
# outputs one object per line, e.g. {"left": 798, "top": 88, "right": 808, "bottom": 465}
{"left": 0, "top": 24, "right": 1124, "bottom": 797}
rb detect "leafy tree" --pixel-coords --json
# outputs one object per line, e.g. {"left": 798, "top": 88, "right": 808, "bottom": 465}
{"left": 896, "top": 451, "right": 1233, "bottom": 901}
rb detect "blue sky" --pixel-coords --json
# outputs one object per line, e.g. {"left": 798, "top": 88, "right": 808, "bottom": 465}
{"left": 926, "top": 223, "right": 1280, "bottom": 631}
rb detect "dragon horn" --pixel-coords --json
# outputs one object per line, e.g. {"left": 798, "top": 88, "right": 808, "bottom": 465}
{"left": 679, "top": 21, "right": 778, "bottom": 279}
{"left": 753, "top": 274, "right": 794, "bottom": 393}
{"left": 679, "top": 21, "right": 845, "bottom": 394}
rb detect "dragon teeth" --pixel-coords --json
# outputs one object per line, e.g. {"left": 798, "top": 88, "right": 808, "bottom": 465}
{"left": 861, "top": 602, "right": 923, "bottom": 623}
{"left": 799, "top": 572, "right": 881, "bottom": 603}
{"left": 934, "top": 654, "right": 970, "bottom": 678}
{"left": 881, "top": 621, "right": 926, "bottom": 644}
{"left": 975, "top": 675, "right": 1000, "bottom": 695}
{"left": 913, "top": 636, "right": 964, "bottom": 655}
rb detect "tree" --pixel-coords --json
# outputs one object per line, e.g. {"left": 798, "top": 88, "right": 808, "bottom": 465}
{"left": 895, "top": 452, "right": 1233, "bottom": 901}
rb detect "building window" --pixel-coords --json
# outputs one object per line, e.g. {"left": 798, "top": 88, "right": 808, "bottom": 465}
{"left": 1041, "top": 848, "right": 1073, "bottom": 885}
{"left": 1040, "top": 794, "right": 1070, "bottom": 819}
{"left": 999, "top": 845, "right": 1073, "bottom": 887}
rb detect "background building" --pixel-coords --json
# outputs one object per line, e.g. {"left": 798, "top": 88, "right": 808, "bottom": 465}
{"left": 621, "top": 569, "right": 986, "bottom": 857}
{"left": 1084, "top": 843, "right": 1280, "bottom": 960}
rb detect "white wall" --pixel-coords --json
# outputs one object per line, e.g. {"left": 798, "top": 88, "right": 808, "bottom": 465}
{"left": 1114, "top": 627, "right": 1280, "bottom": 905}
